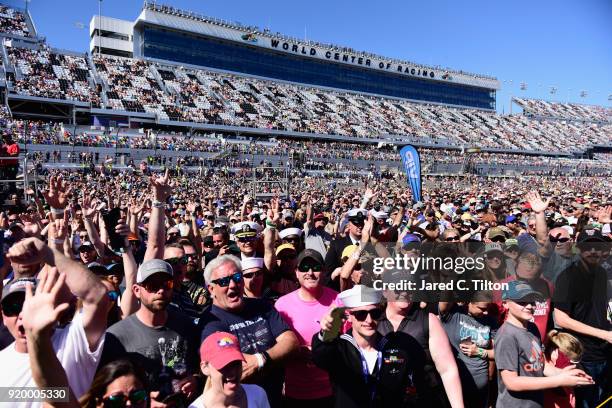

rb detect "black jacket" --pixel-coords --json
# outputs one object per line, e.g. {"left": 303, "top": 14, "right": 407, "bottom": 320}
{"left": 312, "top": 330, "right": 426, "bottom": 408}
{"left": 324, "top": 236, "right": 356, "bottom": 291}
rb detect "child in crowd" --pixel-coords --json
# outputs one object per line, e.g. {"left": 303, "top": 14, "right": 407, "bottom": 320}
{"left": 544, "top": 330, "right": 584, "bottom": 408}
{"left": 494, "top": 281, "right": 593, "bottom": 408}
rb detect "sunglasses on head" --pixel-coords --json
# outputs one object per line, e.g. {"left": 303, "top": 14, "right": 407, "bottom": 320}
{"left": 242, "top": 270, "right": 262, "bottom": 279}
{"left": 1, "top": 298, "right": 24, "bottom": 317}
{"left": 107, "top": 290, "right": 120, "bottom": 302}
{"left": 164, "top": 256, "right": 188, "bottom": 266}
{"left": 211, "top": 272, "right": 243, "bottom": 287}
{"left": 141, "top": 279, "right": 173, "bottom": 292}
{"left": 549, "top": 236, "right": 570, "bottom": 243}
{"left": 351, "top": 308, "right": 383, "bottom": 321}
{"left": 101, "top": 389, "right": 148, "bottom": 408}
{"left": 297, "top": 263, "right": 322, "bottom": 273}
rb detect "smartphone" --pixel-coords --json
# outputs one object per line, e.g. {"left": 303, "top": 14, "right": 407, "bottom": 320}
{"left": 102, "top": 208, "right": 124, "bottom": 253}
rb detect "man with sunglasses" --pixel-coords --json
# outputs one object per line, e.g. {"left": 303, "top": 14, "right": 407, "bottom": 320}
{"left": 101, "top": 259, "right": 200, "bottom": 406}
{"left": 275, "top": 249, "right": 338, "bottom": 408}
{"left": 313, "top": 285, "right": 431, "bottom": 408}
{"left": 279, "top": 227, "right": 304, "bottom": 253}
{"left": 0, "top": 237, "right": 110, "bottom": 401}
{"left": 553, "top": 228, "right": 612, "bottom": 408}
{"left": 233, "top": 221, "right": 276, "bottom": 274}
{"left": 201, "top": 255, "right": 299, "bottom": 408}
{"left": 242, "top": 257, "right": 266, "bottom": 299}
{"left": 304, "top": 207, "right": 332, "bottom": 259}
{"left": 163, "top": 243, "right": 208, "bottom": 321}
{"left": 324, "top": 209, "right": 367, "bottom": 291}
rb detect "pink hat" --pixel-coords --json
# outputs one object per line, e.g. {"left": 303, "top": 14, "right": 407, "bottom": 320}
{"left": 200, "top": 332, "right": 245, "bottom": 370}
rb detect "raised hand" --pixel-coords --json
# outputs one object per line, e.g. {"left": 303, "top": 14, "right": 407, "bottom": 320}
{"left": 595, "top": 205, "right": 611, "bottom": 224}
{"left": 525, "top": 191, "right": 550, "bottom": 214}
{"left": 150, "top": 169, "right": 172, "bottom": 201}
{"left": 7, "top": 237, "right": 50, "bottom": 266}
{"left": 81, "top": 195, "right": 98, "bottom": 218}
{"left": 42, "top": 176, "right": 72, "bottom": 209}
{"left": 21, "top": 267, "right": 70, "bottom": 335}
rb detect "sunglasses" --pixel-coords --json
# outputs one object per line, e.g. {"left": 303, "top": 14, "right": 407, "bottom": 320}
{"left": 549, "top": 236, "right": 570, "bottom": 243}
{"left": 444, "top": 236, "right": 460, "bottom": 241}
{"left": 528, "top": 224, "right": 536, "bottom": 229}
{"left": 237, "top": 236, "right": 257, "bottom": 243}
{"left": 242, "top": 270, "right": 262, "bottom": 279}
{"left": 351, "top": 308, "right": 383, "bottom": 321}
{"left": 107, "top": 290, "right": 120, "bottom": 302}
{"left": 491, "top": 236, "right": 506, "bottom": 243}
{"left": 211, "top": 272, "right": 243, "bottom": 287}
{"left": 102, "top": 389, "right": 148, "bottom": 408}
{"left": 283, "top": 237, "right": 300, "bottom": 243}
{"left": 297, "top": 263, "right": 322, "bottom": 273}
{"left": 515, "top": 300, "right": 537, "bottom": 307}
{"left": 185, "top": 253, "right": 198, "bottom": 260}
{"left": 164, "top": 256, "right": 188, "bottom": 266}
{"left": 1, "top": 300, "right": 24, "bottom": 317}
{"left": 141, "top": 279, "right": 174, "bottom": 292}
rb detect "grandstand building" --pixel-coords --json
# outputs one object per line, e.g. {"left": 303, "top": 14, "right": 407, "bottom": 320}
{"left": 93, "top": 2, "right": 499, "bottom": 110}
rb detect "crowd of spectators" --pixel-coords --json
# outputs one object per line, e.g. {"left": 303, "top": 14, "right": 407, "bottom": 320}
{"left": 514, "top": 97, "right": 612, "bottom": 123}
{"left": 0, "top": 4, "right": 30, "bottom": 37}
{"left": 0, "top": 165, "right": 610, "bottom": 408}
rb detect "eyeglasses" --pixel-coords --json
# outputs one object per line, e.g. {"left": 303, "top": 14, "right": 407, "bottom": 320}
{"left": 350, "top": 308, "right": 383, "bottom": 321}
{"left": 164, "top": 256, "right": 188, "bottom": 266}
{"left": 528, "top": 224, "right": 536, "bottom": 229}
{"left": 237, "top": 236, "right": 257, "bottom": 243}
{"left": 549, "top": 236, "right": 570, "bottom": 243}
{"left": 141, "top": 279, "right": 173, "bottom": 292}
{"left": 444, "top": 236, "right": 460, "bottom": 241}
{"left": 297, "top": 263, "right": 322, "bottom": 273}
{"left": 283, "top": 237, "right": 300, "bottom": 244}
{"left": 579, "top": 244, "right": 604, "bottom": 253}
{"left": 1, "top": 300, "right": 24, "bottom": 317}
{"left": 242, "top": 270, "right": 262, "bottom": 279}
{"left": 211, "top": 272, "right": 243, "bottom": 287}
{"left": 107, "top": 290, "right": 120, "bottom": 302}
{"left": 102, "top": 389, "right": 148, "bottom": 408}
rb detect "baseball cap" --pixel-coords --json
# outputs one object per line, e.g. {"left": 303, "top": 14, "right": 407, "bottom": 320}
{"left": 488, "top": 227, "right": 506, "bottom": 241}
{"left": 505, "top": 215, "right": 518, "bottom": 224}
{"left": 341, "top": 244, "right": 359, "bottom": 261}
{"left": 275, "top": 243, "right": 296, "bottom": 256}
{"left": 136, "top": 259, "right": 173, "bottom": 284}
{"left": 1, "top": 278, "right": 37, "bottom": 303}
{"left": 87, "top": 262, "right": 108, "bottom": 276}
{"left": 338, "top": 285, "right": 382, "bottom": 308}
{"left": 313, "top": 213, "right": 328, "bottom": 222}
{"left": 484, "top": 243, "right": 504, "bottom": 254}
{"left": 78, "top": 241, "right": 95, "bottom": 252}
{"left": 577, "top": 228, "right": 606, "bottom": 244}
{"left": 200, "top": 332, "right": 245, "bottom": 370}
{"left": 402, "top": 233, "right": 421, "bottom": 247}
{"left": 502, "top": 280, "right": 544, "bottom": 302}
{"left": 296, "top": 249, "right": 324, "bottom": 267}
{"left": 505, "top": 238, "right": 519, "bottom": 249}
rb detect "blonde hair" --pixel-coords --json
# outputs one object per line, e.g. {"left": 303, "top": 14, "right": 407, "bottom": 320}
{"left": 545, "top": 330, "right": 583, "bottom": 362}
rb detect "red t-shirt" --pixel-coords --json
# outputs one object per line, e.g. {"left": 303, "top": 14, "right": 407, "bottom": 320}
{"left": 493, "top": 275, "right": 554, "bottom": 342}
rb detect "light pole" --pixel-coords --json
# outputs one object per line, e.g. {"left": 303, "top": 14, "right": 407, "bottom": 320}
{"left": 98, "top": 0, "right": 102, "bottom": 56}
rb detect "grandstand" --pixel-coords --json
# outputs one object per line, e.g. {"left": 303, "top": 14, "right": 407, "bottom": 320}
{"left": 0, "top": 1, "right": 610, "bottom": 178}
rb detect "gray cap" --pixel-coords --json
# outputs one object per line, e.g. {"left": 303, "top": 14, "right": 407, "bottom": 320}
{"left": 1, "top": 278, "right": 37, "bottom": 302}
{"left": 136, "top": 259, "right": 173, "bottom": 284}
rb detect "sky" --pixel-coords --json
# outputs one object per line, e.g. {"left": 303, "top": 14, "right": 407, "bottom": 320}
{"left": 12, "top": 0, "right": 612, "bottom": 113}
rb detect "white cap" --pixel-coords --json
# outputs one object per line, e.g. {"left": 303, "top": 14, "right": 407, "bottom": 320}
{"left": 370, "top": 210, "right": 388, "bottom": 220}
{"left": 279, "top": 227, "right": 303, "bottom": 239}
{"left": 338, "top": 285, "right": 382, "bottom": 308}
{"left": 347, "top": 208, "right": 368, "bottom": 219}
{"left": 282, "top": 209, "right": 295, "bottom": 219}
{"left": 242, "top": 257, "right": 264, "bottom": 271}
{"left": 561, "top": 225, "right": 574, "bottom": 236}
{"left": 231, "top": 221, "right": 262, "bottom": 237}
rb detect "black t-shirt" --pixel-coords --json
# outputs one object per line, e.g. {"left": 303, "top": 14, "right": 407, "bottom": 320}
{"left": 100, "top": 308, "right": 200, "bottom": 394}
{"left": 200, "top": 298, "right": 291, "bottom": 408}
{"left": 553, "top": 259, "right": 611, "bottom": 362}
{"left": 0, "top": 322, "right": 13, "bottom": 351}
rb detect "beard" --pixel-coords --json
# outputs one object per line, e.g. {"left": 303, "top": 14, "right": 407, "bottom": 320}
{"left": 144, "top": 298, "right": 169, "bottom": 312}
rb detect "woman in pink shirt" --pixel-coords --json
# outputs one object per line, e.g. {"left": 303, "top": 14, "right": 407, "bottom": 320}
{"left": 275, "top": 249, "right": 339, "bottom": 408}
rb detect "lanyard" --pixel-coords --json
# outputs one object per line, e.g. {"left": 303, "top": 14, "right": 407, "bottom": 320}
{"left": 357, "top": 337, "right": 387, "bottom": 403}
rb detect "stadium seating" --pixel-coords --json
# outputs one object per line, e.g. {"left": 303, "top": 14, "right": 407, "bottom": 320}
{"left": 514, "top": 97, "right": 612, "bottom": 123}
{"left": 0, "top": 4, "right": 30, "bottom": 37}
{"left": 7, "top": 45, "right": 100, "bottom": 106}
